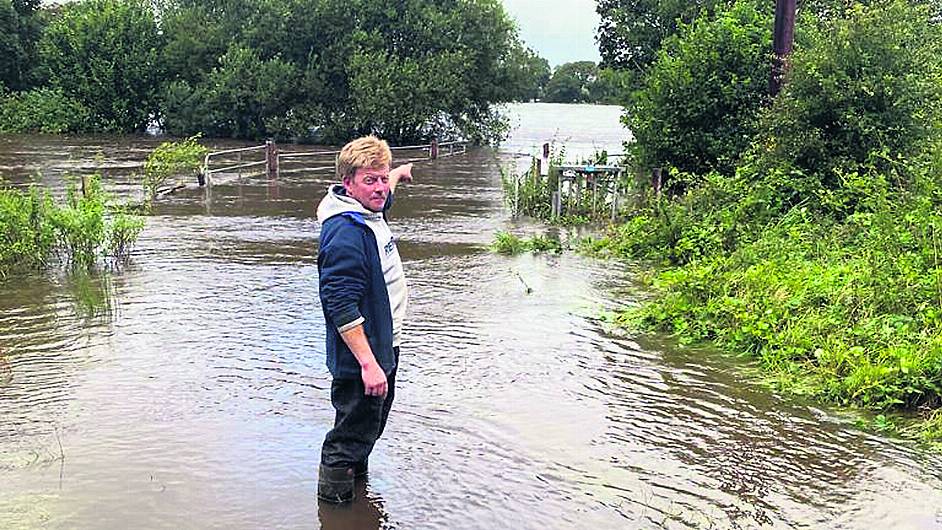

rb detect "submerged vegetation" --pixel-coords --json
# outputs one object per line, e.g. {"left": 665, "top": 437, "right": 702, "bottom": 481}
{"left": 142, "top": 135, "right": 207, "bottom": 202}
{"left": 599, "top": 0, "right": 942, "bottom": 443}
{"left": 0, "top": 175, "right": 144, "bottom": 278}
{"left": 501, "top": 147, "right": 620, "bottom": 226}
{"left": 490, "top": 231, "right": 563, "bottom": 255}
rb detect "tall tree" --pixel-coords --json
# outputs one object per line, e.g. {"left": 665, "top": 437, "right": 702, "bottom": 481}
{"left": 0, "top": 0, "right": 43, "bottom": 91}
{"left": 625, "top": 0, "right": 773, "bottom": 178}
{"left": 38, "top": 0, "right": 163, "bottom": 132}
{"left": 496, "top": 43, "right": 551, "bottom": 102}
{"left": 160, "top": 0, "right": 524, "bottom": 143}
{"left": 596, "top": 0, "right": 721, "bottom": 73}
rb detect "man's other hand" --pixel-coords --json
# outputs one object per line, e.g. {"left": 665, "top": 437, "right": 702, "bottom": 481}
{"left": 361, "top": 362, "right": 388, "bottom": 397}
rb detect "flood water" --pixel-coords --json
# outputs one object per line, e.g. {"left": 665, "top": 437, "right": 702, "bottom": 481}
{"left": 2, "top": 103, "right": 941, "bottom": 529}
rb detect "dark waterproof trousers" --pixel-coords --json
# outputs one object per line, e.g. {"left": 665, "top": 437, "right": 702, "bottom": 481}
{"left": 320, "top": 347, "right": 398, "bottom": 468}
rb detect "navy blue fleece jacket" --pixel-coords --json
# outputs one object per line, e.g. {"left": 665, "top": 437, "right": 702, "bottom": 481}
{"left": 316, "top": 188, "right": 397, "bottom": 379}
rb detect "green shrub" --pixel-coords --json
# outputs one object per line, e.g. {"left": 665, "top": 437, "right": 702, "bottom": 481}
{"left": 501, "top": 147, "right": 623, "bottom": 225}
{"left": 526, "top": 235, "right": 563, "bottom": 253}
{"left": 142, "top": 135, "right": 208, "bottom": 201}
{"left": 625, "top": 0, "right": 772, "bottom": 183}
{"left": 501, "top": 163, "right": 554, "bottom": 220}
{"left": 162, "top": 46, "right": 299, "bottom": 139}
{"left": 590, "top": 0, "right": 942, "bottom": 444}
{"left": 38, "top": 0, "right": 163, "bottom": 132}
{"left": 0, "top": 175, "right": 145, "bottom": 277}
{"left": 491, "top": 231, "right": 527, "bottom": 255}
{"left": 756, "top": 0, "right": 942, "bottom": 213}
{"left": 51, "top": 177, "right": 108, "bottom": 267}
{"left": 106, "top": 207, "right": 145, "bottom": 259}
{"left": 0, "top": 183, "right": 56, "bottom": 276}
{"left": 0, "top": 88, "right": 90, "bottom": 133}
{"left": 627, "top": 188, "right": 942, "bottom": 411}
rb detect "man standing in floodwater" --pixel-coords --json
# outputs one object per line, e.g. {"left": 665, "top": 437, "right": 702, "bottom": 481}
{"left": 315, "top": 136, "right": 412, "bottom": 503}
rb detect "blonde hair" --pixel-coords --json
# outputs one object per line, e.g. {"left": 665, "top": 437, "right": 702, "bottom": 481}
{"left": 337, "top": 135, "right": 392, "bottom": 181}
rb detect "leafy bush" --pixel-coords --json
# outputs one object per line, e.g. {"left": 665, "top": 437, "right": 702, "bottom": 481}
{"left": 105, "top": 207, "right": 145, "bottom": 260}
{"left": 158, "top": 0, "right": 521, "bottom": 143}
{"left": 755, "top": 0, "right": 942, "bottom": 215}
{"left": 142, "top": 135, "right": 208, "bottom": 201}
{"left": 162, "top": 46, "right": 299, "bottom": 139}
{"left": 590, "top": 0, "right": 942, "bottom": 443}
{"left": 491, "top": 231, "right": 527, "bottom": 255}
{"left": 625, "top": 0, "right": 772, "bottom": 183}
{"left": 490, "top": 231, "right": 563, "bottom": 255}
{"left": 501, "top": 163, "right": 555, "bottom": 220}
{"left": 0, "top": 0, "right": 44, "bottom": 92}
{"left": 0, "top": 87, "right": 90, "bottom": 133}
{"left": 51, "top": 177, "right": 107, "bottom": 267}
{"left": 624, "top": 178, "right": 942, "bottom": 413}
{"left": 502, "top": 148, "right": 623, "bottom": 225}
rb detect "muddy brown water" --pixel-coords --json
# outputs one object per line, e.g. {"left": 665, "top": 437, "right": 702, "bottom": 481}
{"left": 1, "top": 104, "right": 941, "bottom": 529}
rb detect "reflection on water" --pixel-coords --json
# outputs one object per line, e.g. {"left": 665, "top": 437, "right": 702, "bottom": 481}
{"left": 67, "top": 271, "right": 117, "bottom": 323}
{"left": 1, "top": 104, "right": 942, "bottom": 529}
{"left": 317, "top": 483, "right": 390, "bottom": 530}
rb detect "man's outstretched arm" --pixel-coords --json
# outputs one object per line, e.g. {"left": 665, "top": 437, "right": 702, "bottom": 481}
{"left": 388, "top": 163, "right": 413, "bottom": 194}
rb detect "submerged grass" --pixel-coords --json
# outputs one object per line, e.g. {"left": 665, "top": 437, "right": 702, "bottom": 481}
{"left": 490, "top": 231, "right": 563, "bottom": 255}
{"left": 0, "top": 175, "right": 145, "bottom": 278}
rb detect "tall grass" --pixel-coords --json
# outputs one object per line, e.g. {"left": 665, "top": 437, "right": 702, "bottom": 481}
{"left": 0, "top": 175, "right": 145, "bottom": 278}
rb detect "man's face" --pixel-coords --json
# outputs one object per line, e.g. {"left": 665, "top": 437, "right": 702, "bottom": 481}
{"left": 343, "top": 164, "right": 390, "bottom": 212}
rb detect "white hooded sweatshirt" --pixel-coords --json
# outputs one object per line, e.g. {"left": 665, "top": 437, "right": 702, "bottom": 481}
{"left": 316, "top": 185, "right": 408, "bottom": 347}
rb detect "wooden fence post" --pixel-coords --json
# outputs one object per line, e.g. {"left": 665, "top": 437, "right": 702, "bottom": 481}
{"left": 611, "top": 174, "right": 619, "bottom": 220}
{"left": 652, "top": 167, "right": 663, "bottom": 196}
{"left": 541, "top": 142, "right": 550, "bottom": 176}
{"left": 198, "top": 153, "right": 209, "bottom": 187}
{"left": 265, "top": 139, "right": 279, "bottom": 180}
{"left": 430, "top": 138, "right": 439, "bottom": 159}
{"left": 81, "top": 175, "right": 90, "bottom": 197}
{"left": 771, "top": 0, "right": 797, "bottom": 96}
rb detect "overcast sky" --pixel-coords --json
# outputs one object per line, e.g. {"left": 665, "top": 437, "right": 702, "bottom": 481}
{"left": 500, "top": 0, "right": 602, "bottom": 68}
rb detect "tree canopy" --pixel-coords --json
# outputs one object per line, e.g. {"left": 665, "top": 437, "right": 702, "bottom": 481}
{"left": 0, "top": 0, "right": 44, "bottom": 92}
{"left": 596, "top": 0, "right": 722, "bottom": 73}
{"left": 1, "top": 0, "right": 542, "bottom": 143}
{"left": 38, "top": 0, "right": 163, "bottom": 132}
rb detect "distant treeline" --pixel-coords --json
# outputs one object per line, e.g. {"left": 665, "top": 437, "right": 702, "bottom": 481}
{"left": 528, "top": 60, "right": 634, "bottom": 105}
{"left": 0, "top": 0, "right": 565, "bottom": 144}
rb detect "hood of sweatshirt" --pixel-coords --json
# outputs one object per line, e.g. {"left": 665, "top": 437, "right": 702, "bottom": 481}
{"left": 316, "top": 184, "right": 383, "bottom": 224}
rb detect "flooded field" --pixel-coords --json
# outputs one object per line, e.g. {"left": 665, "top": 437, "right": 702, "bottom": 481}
{"left": 2, "top": 104, "right": 941, "bottom": 529}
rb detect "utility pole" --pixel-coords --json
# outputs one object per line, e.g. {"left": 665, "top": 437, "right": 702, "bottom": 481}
{"left": 770, "top": 0, "right": 797, "bottom": 96}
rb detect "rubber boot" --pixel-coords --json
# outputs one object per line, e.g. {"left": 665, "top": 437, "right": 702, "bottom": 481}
{"left": 318, "top": 465, "right": 355, "bottom": 504}
{"left": 354, "top": 460, "right": 368, "bottom": 479}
